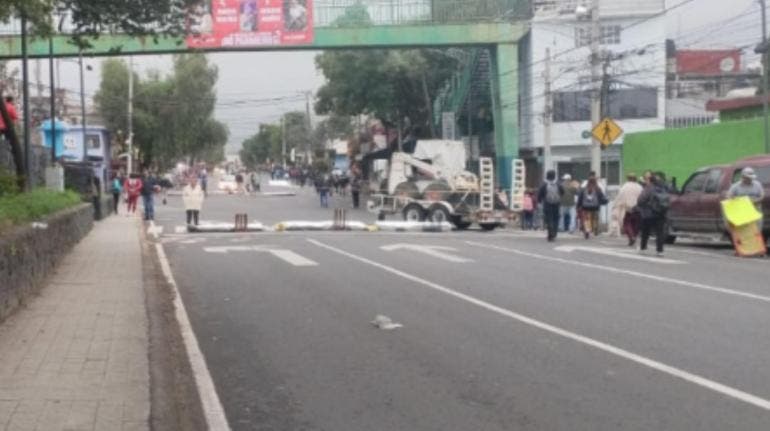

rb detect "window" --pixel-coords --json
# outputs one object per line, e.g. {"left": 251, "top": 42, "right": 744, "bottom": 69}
{"left": 733, "top": 166, "right": 770, "bottom": 186}
{"left": 575, "top": 25, "right": 622, "bottom": 47}
{"left": 682, "top": 171, "right": 708, "bottom": 194}
{"left": 86, "top": 134, "right": 101, "bottom": 150}
{"left": 704, "top": 169, "right": 723, "bottom": 194}
{"left": 553, "top": 88, "right": 658, "bottom": 122}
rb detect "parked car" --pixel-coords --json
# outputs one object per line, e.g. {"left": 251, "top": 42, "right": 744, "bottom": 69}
{"left": 667, "top": 155, "right": 770, "bottom": 243}
{"left": 218, "top": 174, "right": 238, "bottom": 194}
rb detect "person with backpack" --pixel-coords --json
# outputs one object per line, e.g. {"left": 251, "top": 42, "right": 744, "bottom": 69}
{"left": 560, "top": 174, "right": 578, "bottom": 233}
{"left": 577, "top": 176, "right": 607, "bottom": 239}
{"left": 537, "top": 170, "right": 565, "bottom": 242}
{"left": 140, "top": 170, "right": 159, "bottom": 221}
{"left": 636, "top": 173, "right": 670, "bottom": 257}
{"left": 110, "top": 172, "right": 123, "bottom": 215}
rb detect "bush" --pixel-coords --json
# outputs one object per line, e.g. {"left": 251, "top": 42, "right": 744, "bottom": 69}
{"left": 0, "top": 167, "right": 19, "bottom": 197}
{"left": 0, "top": 189, "right": 82, "bottom": 231}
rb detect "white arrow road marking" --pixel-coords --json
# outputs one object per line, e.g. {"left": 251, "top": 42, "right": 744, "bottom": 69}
{"left": 555, "top": 245, "right": 684, "bottom": 265}
{"left": 202, "top": 245, "right": 318, "bottom": 267}
{"left": 380, "top": 243, "right": 473, "bottom": 263}
{"left": 147, "top": 221, "right": 164, "bottom": 239}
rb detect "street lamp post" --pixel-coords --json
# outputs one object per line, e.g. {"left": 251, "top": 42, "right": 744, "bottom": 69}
{"left": 79, "top": 51, "right": 87, "bottom": 162}
{"left": 20, "top": 11, "right": 31, "bottom": 190}
{"left": 759, "top": 0, "right": 770, "bottom": 154}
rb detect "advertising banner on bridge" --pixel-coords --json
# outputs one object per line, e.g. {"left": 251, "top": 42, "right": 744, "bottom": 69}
{"left": 187, "top": 0, "right": 313, "bottom": 48}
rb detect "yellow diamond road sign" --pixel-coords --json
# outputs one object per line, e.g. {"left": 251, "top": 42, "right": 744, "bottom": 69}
{"left": 592, "top": 118, "right": 623, "bottom": 147}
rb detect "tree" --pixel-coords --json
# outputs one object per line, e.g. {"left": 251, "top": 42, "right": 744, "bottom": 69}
{"left": 240, "top": 124, "right": 281, "bottom": 170}
{"left": 0, "top": 0, "right": 198, "bottom": 45}
{"left": 283, "top": 111, "right": 311, "bottom": 155}
{"left": 95, "top": 53, "right": 227, "bottom": 170}
{"left": 312, "top": 113, "right": 354, "bottom": 149}
{"left": 314, "top": 49, "right": 460, "bottom": 140}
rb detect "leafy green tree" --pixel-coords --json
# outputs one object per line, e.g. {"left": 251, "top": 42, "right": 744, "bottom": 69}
{"left": 95, "top": 53, "right": 227, "bottom": 169}
{"left": 315, "top": 49, "right": 459, "bottom": 139}
{"left": 240, "top": 124, "right": 281, "bottom": 170}
{"left": 312, "top": 113, "right": 354, "bottom": 149}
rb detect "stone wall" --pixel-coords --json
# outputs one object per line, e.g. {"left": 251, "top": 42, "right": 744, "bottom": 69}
{"left": 0, "top": 203, "right": 93, "bottom": 322}
{"left": 0, "top": 143, "right": 51, "bottom": 188}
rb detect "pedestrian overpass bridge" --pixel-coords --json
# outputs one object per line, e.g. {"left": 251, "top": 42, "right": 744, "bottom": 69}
{"left": 0, "top": 0, "right": 532, "bottom": 187}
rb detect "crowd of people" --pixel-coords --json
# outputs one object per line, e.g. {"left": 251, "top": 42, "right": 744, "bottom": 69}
{"left": 531, "top": 170, "right": 672, "bottom": 256}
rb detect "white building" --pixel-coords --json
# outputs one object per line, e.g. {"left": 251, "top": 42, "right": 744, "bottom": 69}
{"left": 522, "top": 0, "right": 667, "bottom": 185}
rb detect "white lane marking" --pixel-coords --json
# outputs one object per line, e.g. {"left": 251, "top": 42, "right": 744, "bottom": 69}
{"left": 268, "top": 249, "right": 318, "bottom": 267}
{"left": 147, "top": 220, "right": 164, "bottom": 239}
{"left": 175, "top": 225, "right": 188, "bottom": 234}
{"left": 380, "top": 243, "right": 473, "bottom": 263}
{"left": 202, "top": 245, "right": 318, "bottom": 267}
{"left": 155, "top": 243, "right": 231, "bottom": 430}
{"left": 308, "top": 238, "right": 770, "bottom": 412}
{"left": 467, "top": 242, "right": 770, "bottom": 304}
{"left": 555, "top": 245, "right": 684, "bottom": 265}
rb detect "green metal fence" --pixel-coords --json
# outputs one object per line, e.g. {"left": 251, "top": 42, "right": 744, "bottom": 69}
{"left": 315, "top": 0, "right": 532, "bottom": 27}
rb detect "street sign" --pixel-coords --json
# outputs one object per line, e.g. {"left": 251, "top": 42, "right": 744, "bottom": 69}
{"left": 591, "top": 118, "right": 623, "bottom": 147}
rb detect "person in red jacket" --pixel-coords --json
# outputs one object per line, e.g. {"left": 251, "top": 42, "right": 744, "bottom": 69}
{"left": 124, "top": 173, "right": 143, "bottom": 215}
{"left": 0, "top": 96, "right": 19, "bottom": 133}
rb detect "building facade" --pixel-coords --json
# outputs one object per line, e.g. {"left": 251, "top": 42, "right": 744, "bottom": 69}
{"left": 523, "top": 0, "right": 666, "bottom": 185}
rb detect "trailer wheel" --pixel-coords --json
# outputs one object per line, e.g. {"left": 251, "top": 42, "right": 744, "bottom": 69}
{"left": 403, "top": 203, "right": 426, "bottom": 222}
{"left": 451, "top": 216, "right": 472, "bottom": 230}
{"left": 427, "top": 204, "right": 451, "bottom": 224}
{"left": 479, "top": 223, "right": 499, "bottom": 231}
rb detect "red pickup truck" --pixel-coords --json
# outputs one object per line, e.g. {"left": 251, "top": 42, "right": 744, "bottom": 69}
{"left": 667, "top": 155, "right": 770, "bottom": 243}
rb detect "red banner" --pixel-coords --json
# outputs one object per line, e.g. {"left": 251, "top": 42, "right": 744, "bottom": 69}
{"left": 186, "top": 0, "right": 313, "bottom": 48}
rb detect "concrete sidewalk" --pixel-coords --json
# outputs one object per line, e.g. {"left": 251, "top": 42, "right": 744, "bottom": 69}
{"left": 0, "top": 215, "right": 149, "bottom": 431}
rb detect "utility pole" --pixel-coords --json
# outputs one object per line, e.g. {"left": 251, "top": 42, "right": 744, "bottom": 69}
{"left": 543, "top": 48, "right": 553, "bottom": 176}
{"left": 304, "top": 91, "right": 312, "bottom": 163}
{"left": 48, "top": 36, "right": 56, "bottom": 164}
{"left": 127, "top": 56, "right": 134, "bottom": 174}
{"left": 760, "top": 0, "right": 770, "bottom": 153}
{"left": 21, "top": 11, "right": 31, "bottom": 191}
{"left": 589, "top": 0, "right": 602, "bottom": 175}
{"left": 78, "top": 51, "right": 87, "bottom": 162}
{"left": 281, "top": 115, "right": 287, "bottom": 167}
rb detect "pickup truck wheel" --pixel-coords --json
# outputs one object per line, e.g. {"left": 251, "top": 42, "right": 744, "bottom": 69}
{"left": 664, "top": 222, "right": 677, "bottom": 244}
{"left": 403, "top": 203, "right": 426, "bottom": 222}
{"left": 427, "top": 204, "right": 451, "bottom": 224}
{"left": 479, "top": 223, "right": 499, "bottom": 231}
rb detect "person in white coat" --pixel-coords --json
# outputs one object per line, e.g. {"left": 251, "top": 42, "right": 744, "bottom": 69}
{"left": 183, "top": 176, "right": 205, "bottom": 226}
{"left": 614, "top": 173, "right": 644, "bottom": 246}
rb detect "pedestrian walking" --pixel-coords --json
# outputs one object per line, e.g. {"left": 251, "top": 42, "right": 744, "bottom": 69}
{"left": 727, "top": 167, "right": 765, "bottom": 232}
{"left": 110, "top": 172, "right": 123, "bottom": 215}
{"left": 350, "top": 174, "right": 362, "bottom": 209}
{"left": 538, "top": 170, "right": 564, "bottom": 242}
{"left": 250, "top": 171, "right": 261, "bottom": 193}
{"left": 124, "top": 173, "right": 143, "bottom": 215}
{"left": 182, "top": 176, "right": 205, "bottom": 226}
{"left": 522, "top": 189, "right": 536, "bottom": 230}
{"left": 140, "top": 170, "right": 159, "bottom": 221}
{"left": 318, "top": 174, "right": 332, "bottom": 208}
{"left": 615, "top": 173, "right": 644, "bottom": 246}
{"left": 636, "top": 174, "right": 670, "bottom": 256}
{"left": 560, "top": 174, "right": 578, "bottom": 232}
{"left": 577, "top": 176, "right": 607, "bottom": 239}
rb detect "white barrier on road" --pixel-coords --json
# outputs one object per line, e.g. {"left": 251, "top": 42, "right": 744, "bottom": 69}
{"left": 374, "top": 221, "right": 453, "bottom": 232}
{"left": 273, "top": 220, "right": 372, "bottom": 232}
{"left": 187, "top": 222, "right": 267, "bottom": 233}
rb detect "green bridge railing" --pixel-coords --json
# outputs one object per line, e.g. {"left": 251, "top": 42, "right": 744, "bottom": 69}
{"left": 315, "top": 0, "right": 532, "bottom": 27}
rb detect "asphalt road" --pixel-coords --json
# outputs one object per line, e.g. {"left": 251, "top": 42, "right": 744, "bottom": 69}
{"left": 148, "top": 182, "right": 770, "bottom": 430}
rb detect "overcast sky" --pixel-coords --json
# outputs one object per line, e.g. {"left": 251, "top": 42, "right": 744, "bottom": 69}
{"left": 15, "top": 0, "right": 767, "bottom": 153}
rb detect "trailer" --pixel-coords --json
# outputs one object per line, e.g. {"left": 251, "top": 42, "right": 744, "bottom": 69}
{"left": 366, "top": 141, "right": 522, "bottom": 231}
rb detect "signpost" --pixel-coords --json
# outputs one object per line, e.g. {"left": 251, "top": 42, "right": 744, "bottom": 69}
{"left": 591, "top": 117, "right": 623, "bottom": 148}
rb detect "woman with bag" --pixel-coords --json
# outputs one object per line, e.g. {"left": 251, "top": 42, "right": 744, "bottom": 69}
{"left": 577, "top": 177, "right": 607, "bottom": 239}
